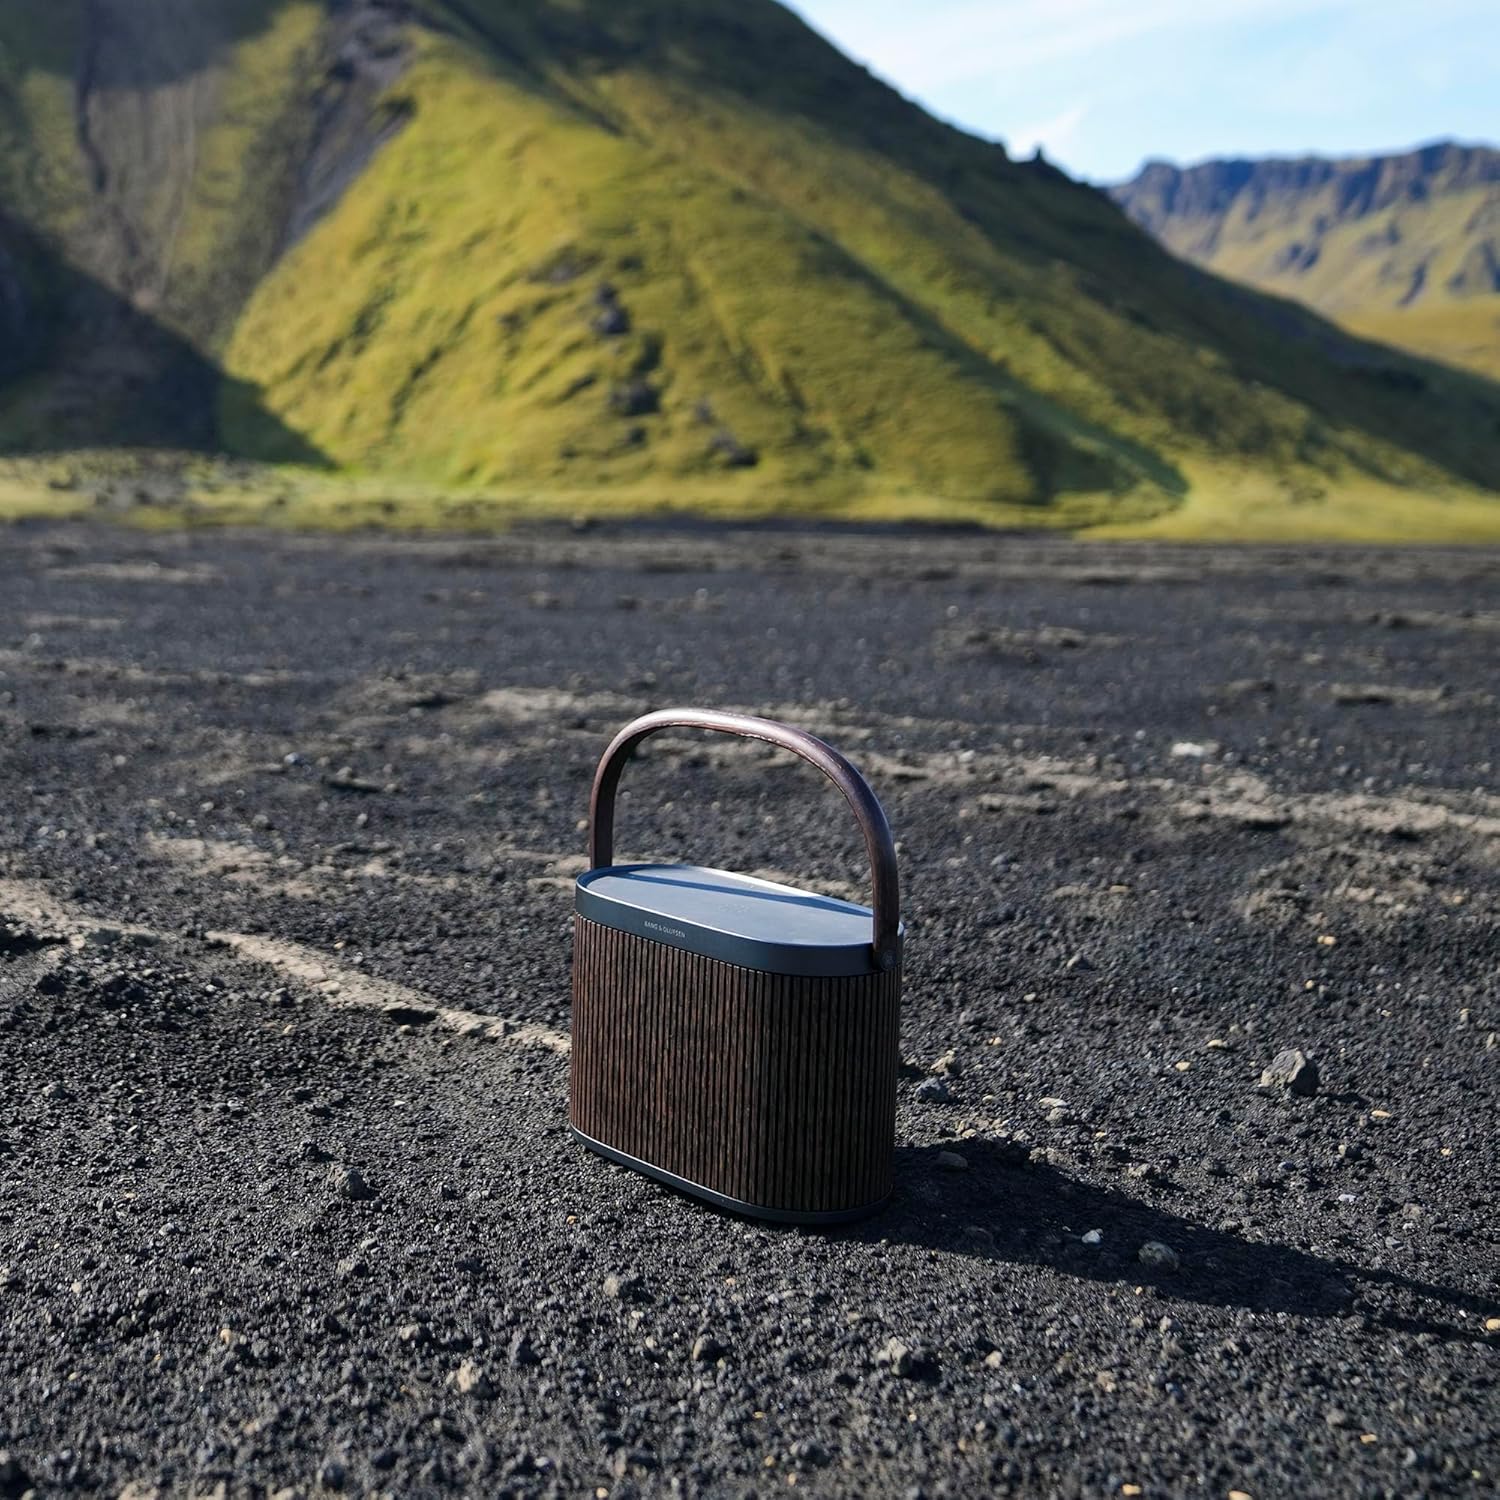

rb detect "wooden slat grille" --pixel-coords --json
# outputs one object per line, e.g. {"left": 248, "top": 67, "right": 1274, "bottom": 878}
{"left": 570, "top": 915, "right": 899, "bottom": 1216}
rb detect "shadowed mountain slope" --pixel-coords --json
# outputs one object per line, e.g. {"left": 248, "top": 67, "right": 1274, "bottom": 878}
{"left": 0, "top": 212, "right": 325, "bottom": 458}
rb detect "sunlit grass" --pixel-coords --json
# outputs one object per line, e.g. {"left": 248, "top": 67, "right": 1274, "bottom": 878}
{"left": 1089, "top": 464, "right": 1500, "bottom": 544}
{"left": 1344, "top": 299, "right": 1500, "bottom": 385}
{"left": 3, "top": 453, "right": 1497, "bottom": 542}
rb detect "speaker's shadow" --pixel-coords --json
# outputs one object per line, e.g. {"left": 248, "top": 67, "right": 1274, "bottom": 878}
{"left": 833, "top": 1142, "right": 1491, "bottom": 1345}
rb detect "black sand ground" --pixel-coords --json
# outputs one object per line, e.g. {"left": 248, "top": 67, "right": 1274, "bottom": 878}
{"left": 0, "top": 522, "right": 1497, "bottom": 1499}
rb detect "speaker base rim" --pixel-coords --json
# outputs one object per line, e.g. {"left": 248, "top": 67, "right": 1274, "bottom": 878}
{"left": 570, "top": 1124, "right": 889, "bottom": 1227}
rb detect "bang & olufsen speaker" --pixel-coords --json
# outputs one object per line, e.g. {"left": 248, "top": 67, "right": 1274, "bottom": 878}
{"left": 569, "top": 709, "right": 901, "bottom": 1224}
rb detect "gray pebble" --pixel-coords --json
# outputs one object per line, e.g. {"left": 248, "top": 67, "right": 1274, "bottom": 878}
{"left": 603, "top": 1272, "right": 647, "bottom": 1302}
{"left": 1260, "top": 1049, "right": 1319, "bottom": 1096}
{"left": 451, "top": 1357, "right": 494, "bottom": 1397}
{"left": 790, "top": 1438, "right": 829, "bottom": 1467}
{"left": 327, "top": 1166, "right": 376, "bottom": 1201}
{"left": 1137, "top": 1241, "right": 1181, "bottom": 1272}
{"left": 876, "top": 1336, "right": 936, "bottom": 1378}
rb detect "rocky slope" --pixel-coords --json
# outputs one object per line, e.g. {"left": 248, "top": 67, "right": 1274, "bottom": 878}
{"left": 1113, "top": 142, "right": 1500, "bottom": 381}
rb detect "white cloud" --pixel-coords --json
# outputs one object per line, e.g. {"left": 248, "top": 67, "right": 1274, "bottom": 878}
{"left": 1009, "top": 103, "right": 1089, "bottom": 160}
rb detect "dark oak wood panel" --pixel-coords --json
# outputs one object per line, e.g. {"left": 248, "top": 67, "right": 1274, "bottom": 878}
{"left": 570, "top": 916, "right": 899, "bottom": 1218}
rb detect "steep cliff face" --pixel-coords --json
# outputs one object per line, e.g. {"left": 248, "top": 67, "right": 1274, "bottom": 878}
{"left": 1113, "top": 142, "right": 1500, "bottom": 379}
{"left": 1120, "top": 145, "right": 1500, "bottom": 257}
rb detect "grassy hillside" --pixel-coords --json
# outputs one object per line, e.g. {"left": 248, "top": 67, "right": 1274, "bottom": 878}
{"left": 1, "top": 1, "right": 1499, "bottom": 537}
{"left": 1344, "top": 296, "right": 1500, "bottom": 384}
{"left": 220, "top": 6, "right": 1177, "bottom": 509}
{"left": 1113, "top": 143, "right": 1500, "bottom": 385}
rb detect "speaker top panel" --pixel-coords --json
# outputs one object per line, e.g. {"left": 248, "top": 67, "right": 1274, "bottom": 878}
{"left": 575, "top": 863, "right": 899, "bottom": 978}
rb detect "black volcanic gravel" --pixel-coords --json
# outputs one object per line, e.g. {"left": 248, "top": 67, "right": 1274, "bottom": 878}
{"left": 0, "top": 521, "right": 1497, "bottom": 1498}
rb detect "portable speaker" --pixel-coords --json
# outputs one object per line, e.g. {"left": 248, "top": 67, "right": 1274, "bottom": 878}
{"left": 569, "top": 708, "right": 902, "bottom": 1224}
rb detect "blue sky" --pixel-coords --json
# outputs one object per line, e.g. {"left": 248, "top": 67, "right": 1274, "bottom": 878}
{"left": 785, "top": 0, "right": 1500, "bottom": 182}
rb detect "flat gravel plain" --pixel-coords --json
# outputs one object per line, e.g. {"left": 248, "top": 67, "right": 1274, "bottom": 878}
{"left": 0, "top": 522, "right": 1497, "bottom": 1499}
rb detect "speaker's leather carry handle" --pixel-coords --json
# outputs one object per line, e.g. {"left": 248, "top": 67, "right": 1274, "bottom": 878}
{"left": 589, "top": 708, "right": 901, "bottom": 970}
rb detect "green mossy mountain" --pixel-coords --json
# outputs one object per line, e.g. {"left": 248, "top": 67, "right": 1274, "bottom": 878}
{"left": 1113, "top": 142, "right": 1500, "bottom": 383}
{"left": 3, "top": 1, "right": 1500, "bottom": 529}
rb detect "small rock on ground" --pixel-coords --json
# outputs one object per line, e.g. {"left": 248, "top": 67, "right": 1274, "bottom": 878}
{"left": 603, "top": 1272, "right": 647, "bottom": 1302}
{"left": 1260, "top": 1048, "right": 1320, "bottom": 1096}
{"left": 875, "top": 1337, "right": 937, "bottom": 1379}
{"left": 327, "top": 1165, "right": 377, "bottom": 1201}
{"left": 450, "top": 1359, "right": 494, "bottom": 1397}
{"left": 1138, "top": 1241, "right": 1181, "bottom": 1272}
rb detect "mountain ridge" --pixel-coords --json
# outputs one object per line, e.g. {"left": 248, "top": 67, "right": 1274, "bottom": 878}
{"left": 1, "top": 1, "right": 1499, "bottom": 535}
{"left": 1112, "top": 140, "right": 1500, "bottom": 382}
